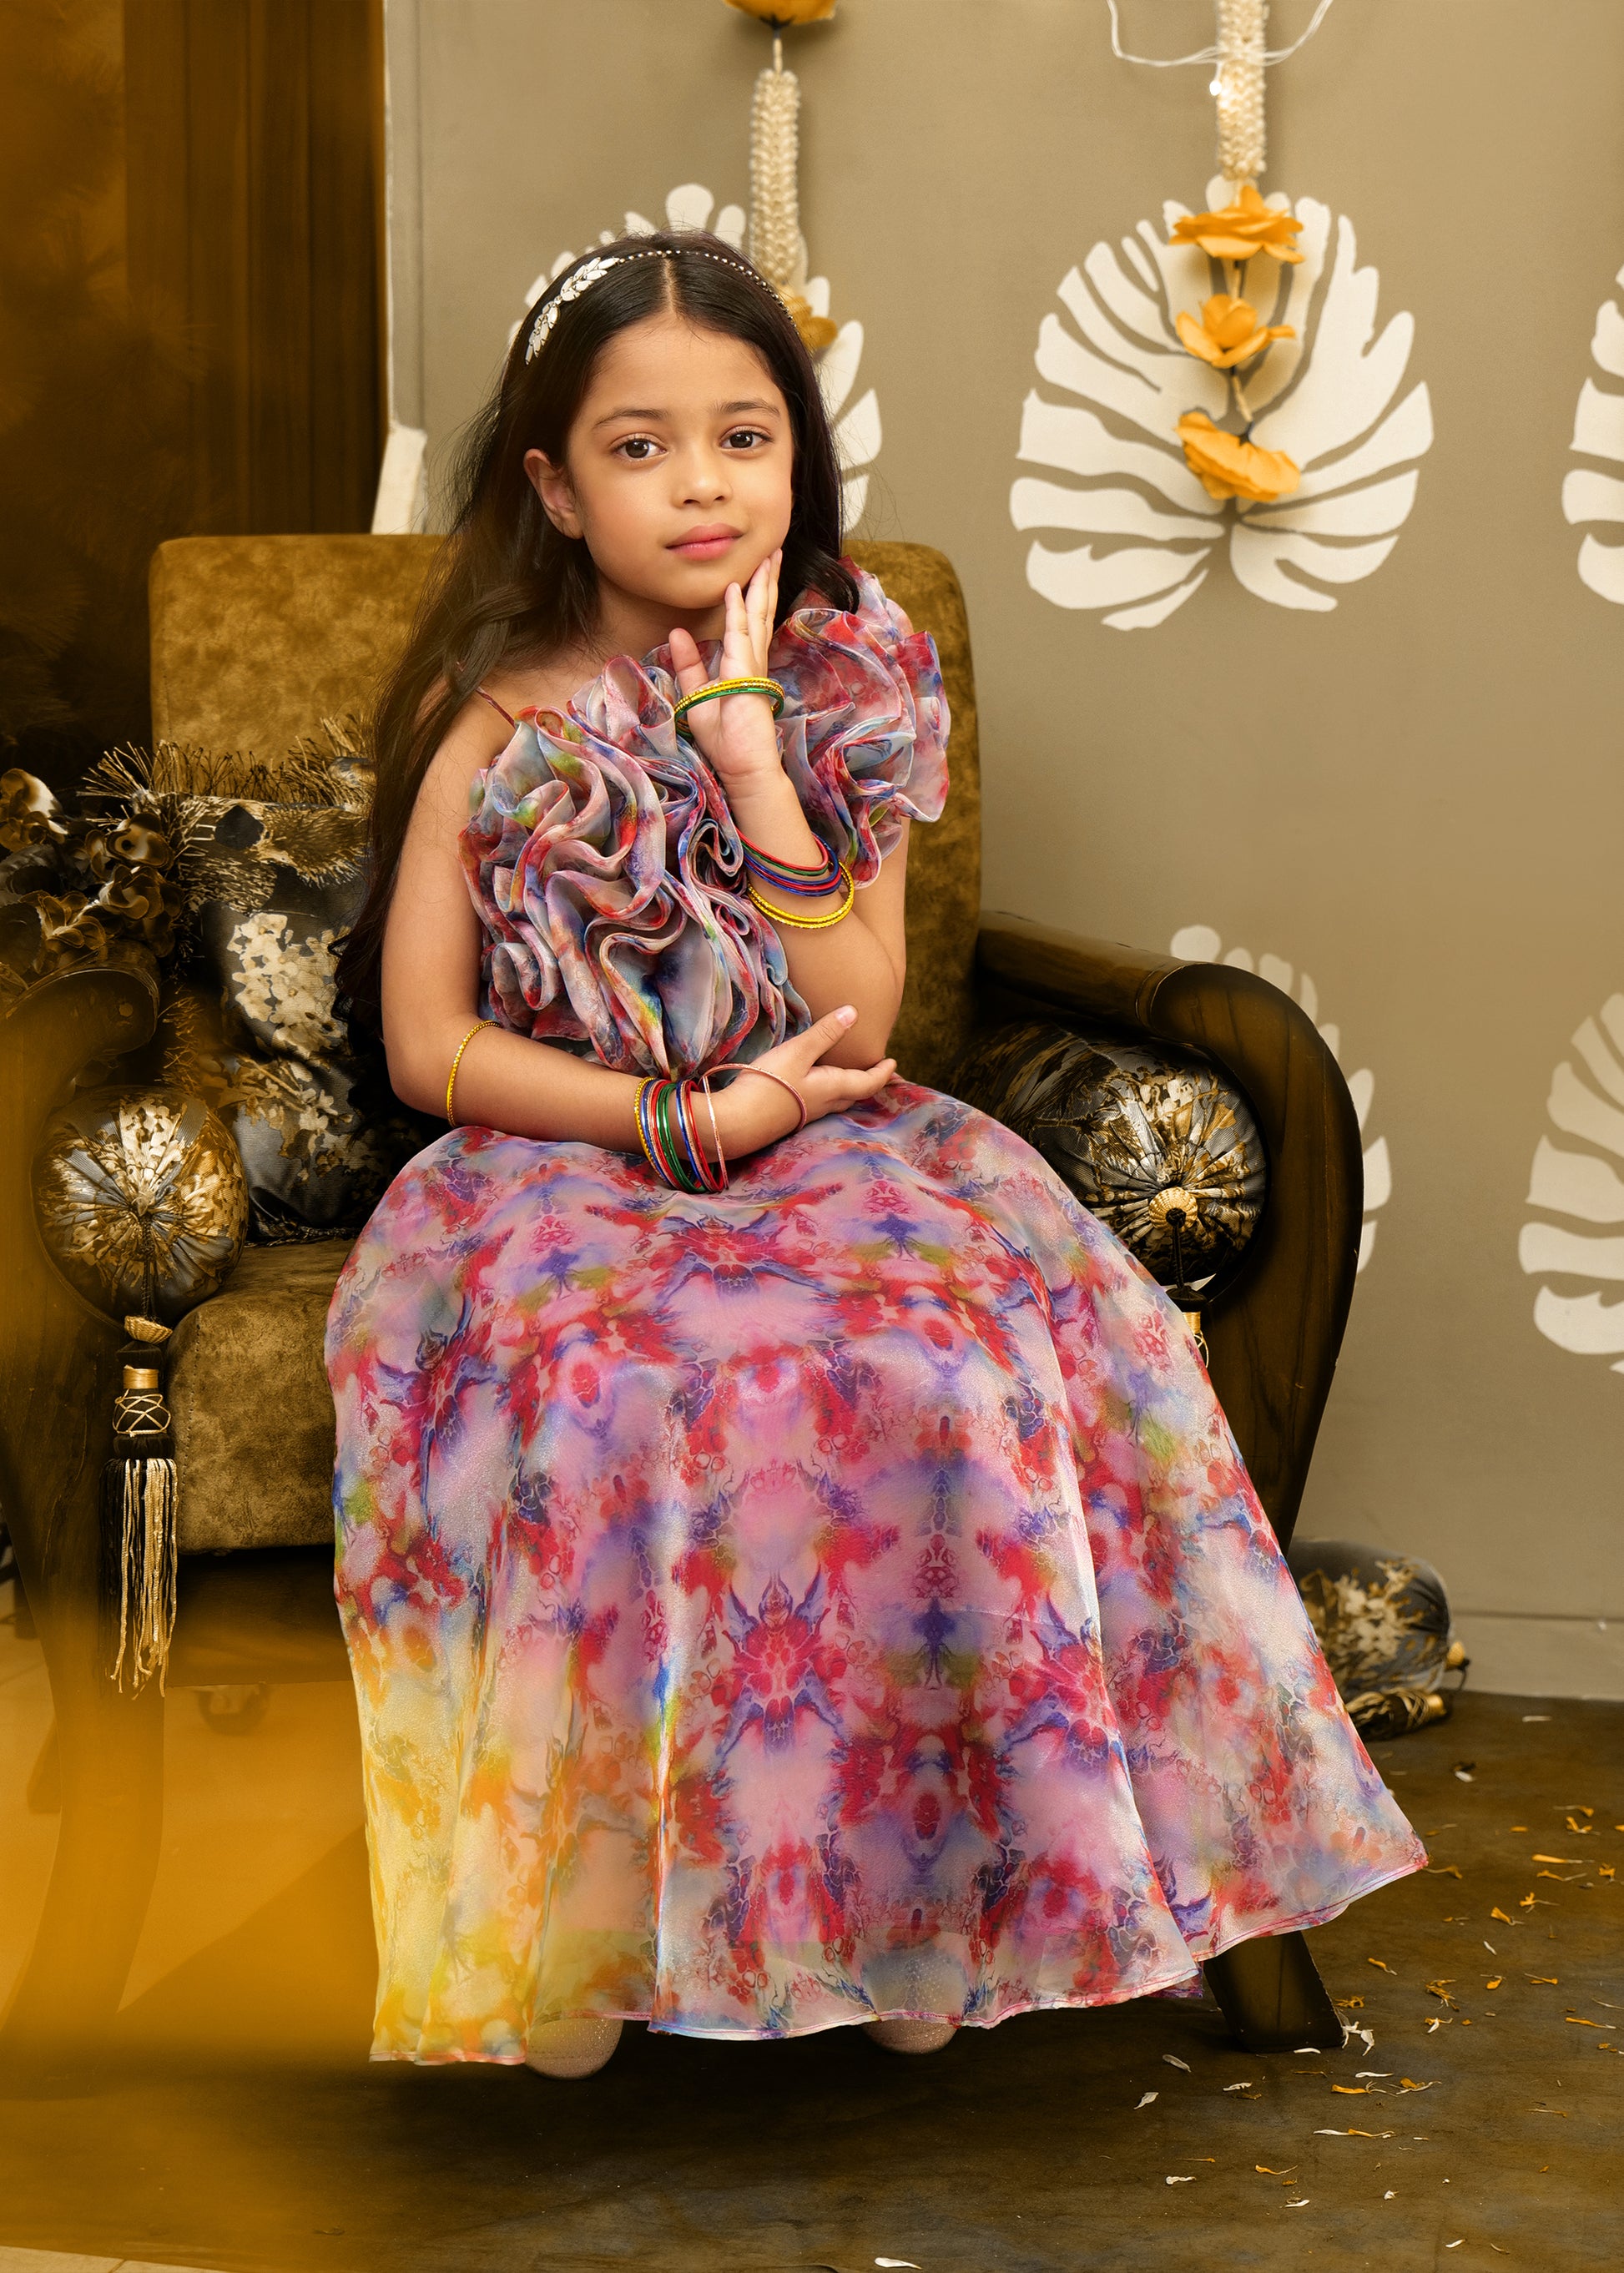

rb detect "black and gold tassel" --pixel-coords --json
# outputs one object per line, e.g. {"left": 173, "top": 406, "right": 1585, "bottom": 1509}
{"left": 101, "top": 1314, "right": 178, "bottom": 1693}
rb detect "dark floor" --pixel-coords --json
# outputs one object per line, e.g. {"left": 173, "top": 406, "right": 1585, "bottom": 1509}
{"left": 1, "top": 1689, "right": 1620, "bottom": 2273}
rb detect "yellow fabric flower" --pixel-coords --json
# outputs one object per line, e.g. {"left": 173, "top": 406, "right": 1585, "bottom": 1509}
{"left": 783, "top": 290, "right": 839, "bottom": 354}
{"left": 726, "top": 0, "right": 838, "bottom": 23}
{"left": 1176, "top": 294, "right": 1294, "bottom": 370}
{"left": 1176, "top": 412, "right": 1301, "bottom": 504}
{"left": 1170, "top": 183, "right": 1304, "bottom": 265}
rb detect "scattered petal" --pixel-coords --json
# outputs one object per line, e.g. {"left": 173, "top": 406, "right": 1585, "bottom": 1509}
{"left": 1485, "top": 1943, "right": 1497, "bottom": 1953}
{"left": 1163, "top": 2054, "right": 1191, "bottom": 2071}
{"left": 1337, "top": 1997, "right": 1366, "bottom": 2008}
{"left": 1331, "top": 2085, "right": 1369, "bottom": 2095}
{"left": 1313, "top": 2129, "right": 1393, "bottom": 2138}
{"left": 1367, "top": 1959, "right": 1392, "bottom": 1973}
{"left": 1165, "top": 2174, "right": 1195, "bottom": 2185}
{"left": 1522, "top": 1714, "right": 1551, "bottom": 1721}
{"left": 1427, "top": 1866, "right": 1464, "bottom": 1878}
{"left": 1529, "top": 1976, "right": 1559, "bottom": 1985}
{"left": 1399, "top": 2079, "right": 1435, "bottom": 2091}
{"left": 1384, "top": 2190, "right": 1397, "bottom": 2200}
{"left": 1223, "top": 2082, "right": 1256, "bottom": 2093}
{"left": 1136, "top": 2091, "right": 1158, "bottom": 2108}
{"left": 1256, "top": 2165, "right": 1296, "bottom": 2175}
{"left": 1486, "top": 1977, "right": 1502, "bottom": 1990}
{"left": 1446, "top": 2244, "right": 1465, "bottom": 2251}
{"left": 875, "top": 2262, "right": 920, "bottom": 2269}
{"left": 1565, "top": 2017, "right": 1604, "bottom": 2028}
{"left": 1490, "top": 1909, "right": 1513, "bottom": 1925}
{"left": 1454, "top": 1772, "right": 1474, "bottom": 1783}
{"left": 1294, "top": 2046, "right": 1322, "bottom": 2054}
{"left": 1355, "top": 2071, "right": 1393, "bottom": 2079}
{"left": 1286, "top": 2200, "right": 1310, "bottom": 2209}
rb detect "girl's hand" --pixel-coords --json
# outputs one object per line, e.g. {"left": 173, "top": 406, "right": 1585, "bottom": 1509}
{"left": 668, "top": 549, "right": 783, "bottom": 795}
{"left": 712, "top": 1005, "right": 895, "bottom": 1160}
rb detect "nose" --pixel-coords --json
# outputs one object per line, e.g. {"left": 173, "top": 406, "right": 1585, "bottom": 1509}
{"left": 673, "top": 445, "right": 730, "bottom": 507}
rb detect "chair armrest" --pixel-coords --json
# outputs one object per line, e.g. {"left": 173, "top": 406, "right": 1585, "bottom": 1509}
{"left": 975, "top": 915, "right": 1362, "bottom": 1546}
{"left": 0, "top": 957, "right": 160, "bottom": 1624}
{"left": 976, "top": 916, "right": 1184, "bottom": 1031}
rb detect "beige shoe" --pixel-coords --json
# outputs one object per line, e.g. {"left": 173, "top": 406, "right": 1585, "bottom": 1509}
{"left": 863, "top": 2017, "right": 957, "bottom": 2054}
{"left": 525, "top": 2017, "right": 624, "bottom": 2079}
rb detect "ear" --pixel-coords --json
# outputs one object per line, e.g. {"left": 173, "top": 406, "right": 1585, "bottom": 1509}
{"left": 525, "top": 447, "right": 582, "bottom": 539}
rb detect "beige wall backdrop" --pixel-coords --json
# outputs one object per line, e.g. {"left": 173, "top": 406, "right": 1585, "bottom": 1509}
{"left": 384, "top": 0, "right": 1623, "bottom": 1695}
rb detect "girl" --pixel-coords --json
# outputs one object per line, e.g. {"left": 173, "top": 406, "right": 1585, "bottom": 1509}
{"left": 328, "top": 231, "right": 1423, "bottom": 2082}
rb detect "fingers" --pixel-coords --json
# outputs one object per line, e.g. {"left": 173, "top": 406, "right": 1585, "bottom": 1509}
{"left": 668, "top": 626, "right": 709, "bottom": 698}
{"left": 794, "top": 1005, "right": 859, "bottom": 1064}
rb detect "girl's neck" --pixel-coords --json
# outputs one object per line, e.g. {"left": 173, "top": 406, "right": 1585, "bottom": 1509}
{"left": 576, "top": 571, "right": 727, "bottom": 677}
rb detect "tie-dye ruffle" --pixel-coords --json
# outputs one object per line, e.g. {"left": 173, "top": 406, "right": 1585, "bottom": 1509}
{"left": 458, "top": 568, "right": 948, "bottom": 1077}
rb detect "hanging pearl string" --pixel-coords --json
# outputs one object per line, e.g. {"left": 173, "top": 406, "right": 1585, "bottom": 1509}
{"left": 1101, "top": 0, "right": 1339, "bottom": 184}
{"left": 749, "top": 39, "right": 804, "bottom": 291}
{"left": 1213, "top": 0, "right": 1267, "bottom": 182}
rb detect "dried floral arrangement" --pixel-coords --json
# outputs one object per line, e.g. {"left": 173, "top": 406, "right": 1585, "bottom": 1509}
{"left": 0, "top": 720, "right": 372, "bottom": 1008}
{"left": 0, "top": 769, "right": 183, "bottom": 1002}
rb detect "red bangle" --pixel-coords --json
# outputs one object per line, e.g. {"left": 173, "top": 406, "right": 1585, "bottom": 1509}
{"left": 709, "top": 1062, "right": 808, "bottom": 1135}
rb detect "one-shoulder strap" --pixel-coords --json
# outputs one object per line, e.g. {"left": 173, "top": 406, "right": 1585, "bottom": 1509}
{"left": 475, "top": 687, "right": 516, "bottom": 728}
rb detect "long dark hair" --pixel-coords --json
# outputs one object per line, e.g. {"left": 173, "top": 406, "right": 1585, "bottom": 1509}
{"left": 340, "top": 230, "right": 859, "bottom": 1031}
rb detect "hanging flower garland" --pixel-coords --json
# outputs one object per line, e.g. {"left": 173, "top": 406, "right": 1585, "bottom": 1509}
{"left": 1011, "top": 0, "right": 1431, "bottom": 624}
{"left": 728, "top": 0, "right": 841, "bottom": 353}
{"left": 1166, "top": 8, "right": 1305, "bottom": 507}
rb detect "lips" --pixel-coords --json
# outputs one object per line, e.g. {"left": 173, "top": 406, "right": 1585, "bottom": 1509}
{"left": 668, "top": 526, "right": 742, "bottom": 558}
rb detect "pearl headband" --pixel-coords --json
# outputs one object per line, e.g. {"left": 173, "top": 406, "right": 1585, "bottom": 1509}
{"left": 522, "top": 244, "right": 789, "bottom": 365}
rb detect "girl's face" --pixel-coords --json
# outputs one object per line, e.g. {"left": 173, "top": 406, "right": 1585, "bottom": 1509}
{"left": 527, "top": 311, "right": 794, "bottom": 623}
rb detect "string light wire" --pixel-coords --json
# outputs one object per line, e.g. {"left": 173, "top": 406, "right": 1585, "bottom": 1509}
{"left": 1101, "top": 0, "right": 1339, "bottom": 70}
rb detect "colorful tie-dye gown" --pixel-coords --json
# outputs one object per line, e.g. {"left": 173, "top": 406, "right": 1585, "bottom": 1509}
{"left": 327, "top": 576, "right": 1423, "bottom": 2062}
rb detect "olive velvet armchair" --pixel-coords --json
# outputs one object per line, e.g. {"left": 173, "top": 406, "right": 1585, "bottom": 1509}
{"left": 0, "top": 535, "right": 1364, "bottom": 2083}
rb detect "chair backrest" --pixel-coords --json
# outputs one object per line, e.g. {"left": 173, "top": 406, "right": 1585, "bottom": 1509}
{"left": 148, "top": 534, "right": 981, "bottom": 1086}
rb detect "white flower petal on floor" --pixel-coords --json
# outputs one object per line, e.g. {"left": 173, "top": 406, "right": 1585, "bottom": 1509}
{"left": 1012, "top": 178, "right": 1432, "bottom": 625}
{"left": 1521, "top": 994, "right": 1624, "bottom": 1369}
{"left": 1170, "top": 925, "right": 1389, "bottom": 1273}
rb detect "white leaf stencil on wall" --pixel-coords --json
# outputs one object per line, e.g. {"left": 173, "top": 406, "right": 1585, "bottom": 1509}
{"left": 511, "top": 185, "right": 880, "bottom": 534}
{"left": 1520, "top": 995, "right": 1624, "bottom": 1372}
{"left": 1170, "top": 926, "right": 1389, "bottom": 1272}
{"left": 1012, "top": 179, "right": 1433, "bottom": 627}
{"left": 1561, "top": 268, "right": 1624, "bottom": 600}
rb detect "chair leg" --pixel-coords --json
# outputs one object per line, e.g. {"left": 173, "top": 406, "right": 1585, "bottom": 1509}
{"left": 1203, "top": 1930, "right": 1344, "bottom": 2053}
{"left": 0, "top": 1600, "right": 165, "bottom": 2092}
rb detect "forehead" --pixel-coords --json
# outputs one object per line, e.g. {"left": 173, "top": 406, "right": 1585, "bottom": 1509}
{"left": 579, "top": 311, "right": 784, "bottom": 416}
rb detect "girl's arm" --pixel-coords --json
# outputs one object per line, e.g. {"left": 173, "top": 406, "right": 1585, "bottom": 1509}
{"left": 669, "top": 552, "right": 910, "bottom": 1070}
{"left": 379, "top": 697, "right": 895, "bottom": 1157}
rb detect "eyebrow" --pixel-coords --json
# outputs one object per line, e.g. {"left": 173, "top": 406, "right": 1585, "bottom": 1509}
{"left": 591, "top": 397, "right": 782, "bottom": 429}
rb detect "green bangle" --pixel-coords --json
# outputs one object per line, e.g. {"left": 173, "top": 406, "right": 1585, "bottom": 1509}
{"left": 672, "top": 676, "right": 786, "bottom": 742}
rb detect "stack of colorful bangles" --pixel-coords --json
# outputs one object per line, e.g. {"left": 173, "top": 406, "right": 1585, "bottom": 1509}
{"left": 739, "top": 835, "right": 854, "bottom": 930}
{"left": 633, "top": 1061, "right": 809, "bottom": 1194}
{"left": 634, "top": 1071, "right": 728, "bottom": 1194}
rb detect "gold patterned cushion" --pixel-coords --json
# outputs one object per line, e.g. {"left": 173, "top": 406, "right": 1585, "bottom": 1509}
{"left": 955, "top": 1022, "right": 1267, "bottom": 1288}
{"left": 170, "top": 1238, "right": 351, "bottom": 1551}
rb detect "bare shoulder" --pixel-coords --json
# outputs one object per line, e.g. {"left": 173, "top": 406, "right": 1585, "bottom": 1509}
{"left": 413, "top": 693, "right": 511, "bottom": 839}
{"left": 484, "top": 638, "right": 598, "bottom": 713}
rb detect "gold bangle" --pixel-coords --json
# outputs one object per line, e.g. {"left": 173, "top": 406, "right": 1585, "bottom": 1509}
{"left": 747, "top": 864, "right": 855, "bottom": 930}
{"left": 633, "top": 1077, "right": 661, "bottom": 1176}
{"left": 672, "top": 675, "right": 786, "bottom": 741}
{"left": 446, "top": 1020, "right": 492, "bottom": 1124}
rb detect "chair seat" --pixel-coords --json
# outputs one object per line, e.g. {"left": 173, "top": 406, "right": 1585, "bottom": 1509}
{"left": 170, "top": 1237, "right": 352, "bottom": 1552}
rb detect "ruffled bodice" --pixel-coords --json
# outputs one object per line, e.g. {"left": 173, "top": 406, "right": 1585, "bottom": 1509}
{"left": 457, "top": 568, "right": 949, "bottom": 1078}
